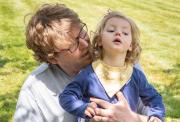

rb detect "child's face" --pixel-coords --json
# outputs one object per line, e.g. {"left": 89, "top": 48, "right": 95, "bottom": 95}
{"left": 100, "top": 17, "right": 132, "bottom": 56}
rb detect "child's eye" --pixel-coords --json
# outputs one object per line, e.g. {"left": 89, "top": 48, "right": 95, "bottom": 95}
{"left": 107, "top": 30, "right": 114, "bottom": 33}
{"left": 123, "top": 32, "right": 128, "bottom": 35}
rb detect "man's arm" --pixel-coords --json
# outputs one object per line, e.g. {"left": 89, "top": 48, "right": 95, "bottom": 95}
{"left": 13, "top": 89, "right": 44, "bottom": 122}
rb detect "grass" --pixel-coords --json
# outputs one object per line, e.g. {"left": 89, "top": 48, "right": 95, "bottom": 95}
{"left": 0, "top": 0, "right": 179, "bottom": 122}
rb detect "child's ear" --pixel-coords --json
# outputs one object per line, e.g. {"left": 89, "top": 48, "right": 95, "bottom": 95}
{"left": 98, "top": 40, "right": 102, "bottom": 46}
{"left": 128, "top": 44, "right": 132, "bottom": 51}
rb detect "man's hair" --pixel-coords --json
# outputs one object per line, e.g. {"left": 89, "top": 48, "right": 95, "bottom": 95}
{"left": 26, "top": 3, "right": 81, "bottom": 62}
{"left": 92, "top": 11, "right": 141, "bottom": 64}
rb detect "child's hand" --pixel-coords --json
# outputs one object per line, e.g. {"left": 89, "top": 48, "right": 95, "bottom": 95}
{"left": 84, "top": 102, "right": 97, "bottom": 118}
{"left": 148, "top": 116, "right": 162, "bottom": 122}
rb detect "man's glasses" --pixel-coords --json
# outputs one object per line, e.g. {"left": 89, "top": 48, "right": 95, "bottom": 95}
{"left": 55, "top": 23, "right": 88, "bottom": 54}
{"left": 68, "top": 23, "right": 88, "bottom": 53}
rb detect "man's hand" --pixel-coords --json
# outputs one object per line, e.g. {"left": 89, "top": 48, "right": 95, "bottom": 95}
{"left": 90, "top": 92, "right": 148, "bottom": 122}
{"left": 84, "top": 102, "right": 97, "bottom": 118}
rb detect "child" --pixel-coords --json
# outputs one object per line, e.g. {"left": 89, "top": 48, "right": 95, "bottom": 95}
{"left": 59, "top": 11, "right": 165, "bottom": 122}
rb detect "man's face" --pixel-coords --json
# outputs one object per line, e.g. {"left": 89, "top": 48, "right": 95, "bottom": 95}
{"left": 54, "top": 23, "right": 92, "bottom": 75}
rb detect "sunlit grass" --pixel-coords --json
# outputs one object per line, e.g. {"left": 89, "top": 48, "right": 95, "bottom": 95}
{"left": 0, "top": 0, "right": 179, "bottom": 122}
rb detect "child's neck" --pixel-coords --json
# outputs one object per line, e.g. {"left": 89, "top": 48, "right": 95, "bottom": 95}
{"left": 103, "top": 52, "right": 126, "bottom": 67}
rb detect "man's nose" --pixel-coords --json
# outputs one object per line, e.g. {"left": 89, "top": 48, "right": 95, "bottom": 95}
{"left": 79, "top": 38, "right": 89, "bottom": 50}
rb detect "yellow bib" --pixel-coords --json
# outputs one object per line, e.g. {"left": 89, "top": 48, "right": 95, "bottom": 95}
{"left": 92, "top": 60, "right": 133, "bottom": 98}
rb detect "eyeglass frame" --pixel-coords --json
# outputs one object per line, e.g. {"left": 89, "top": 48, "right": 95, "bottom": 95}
{"left": 54, "top": 22, "right": 88, "bottom": 54}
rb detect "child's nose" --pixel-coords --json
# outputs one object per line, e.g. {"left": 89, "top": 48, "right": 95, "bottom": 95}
{"left": 115, "top": 32, "right": 121, "bottom": 36}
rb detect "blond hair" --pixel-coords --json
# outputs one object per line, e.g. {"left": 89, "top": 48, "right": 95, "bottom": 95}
{"left": 92, "top": 11, "right": 141, "bottom": 64}
{"left": 26, "top": 4, "right": 81, "bottom": 62}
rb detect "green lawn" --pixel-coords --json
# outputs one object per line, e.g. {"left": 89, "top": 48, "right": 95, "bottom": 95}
{"left": 0, "top": 0, "right": 179, "bottom": 122}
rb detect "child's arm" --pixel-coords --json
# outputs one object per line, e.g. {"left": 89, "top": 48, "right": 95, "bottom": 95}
{"left": 59, "top": 71, "right": 96, "bottom": 119}
{"left": 137, "top": 70, "right": 165, "bottom": 122}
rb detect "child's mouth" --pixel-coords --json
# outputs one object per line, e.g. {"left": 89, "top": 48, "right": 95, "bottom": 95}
{"left": 113, "top": 38, "right": 122, "bottom": 44}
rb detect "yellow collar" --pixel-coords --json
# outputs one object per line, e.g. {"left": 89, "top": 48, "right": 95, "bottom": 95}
{"left": 92, "top": 59, "right": 133, "bottom": 97}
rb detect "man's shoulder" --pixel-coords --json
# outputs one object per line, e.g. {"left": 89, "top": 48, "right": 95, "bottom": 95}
{"left": 21, "top": 63, "right": 70, "bottom": 93}
{"left": 31, "top": 63, "right": 49, "bottom": 76}
{"left": 21, "top": 63, "right": 50, "bottom": 89}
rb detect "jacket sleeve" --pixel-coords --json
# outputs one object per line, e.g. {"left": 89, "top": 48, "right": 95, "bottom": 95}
{"left": 137, "top": 70, "right": 165, "bottom": 122}
{"left": 13, "top": 88, "right": 44, "bottom": 122}
{"left": 59, "top": 71, "right": 89, "bottom": 119}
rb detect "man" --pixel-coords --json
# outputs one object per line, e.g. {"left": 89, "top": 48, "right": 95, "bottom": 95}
{"left": 14, "top": 3, "right": 152, "bottom": 122}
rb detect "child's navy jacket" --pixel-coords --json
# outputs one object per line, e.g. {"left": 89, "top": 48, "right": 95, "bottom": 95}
{"left": 59, "top": 65, "right": 165, "bottom": 121}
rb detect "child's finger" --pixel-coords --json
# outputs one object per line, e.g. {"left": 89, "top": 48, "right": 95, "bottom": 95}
{"left": 86, "top": 106, "right": 95, "bottom": 116}
{"left": 149, "top": 116, "right": 155, "bottom": 122}
{"left": 148, "top": 116, "right": 161, "bottom": 122}
{"left": 84, "top": 109, "right": 92, "bottom": 118}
